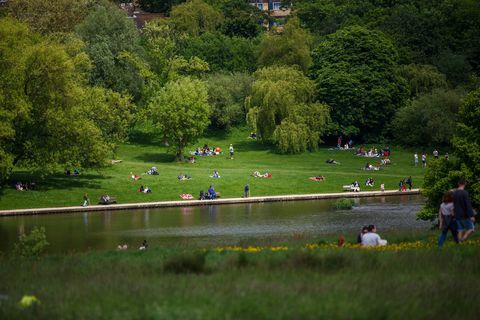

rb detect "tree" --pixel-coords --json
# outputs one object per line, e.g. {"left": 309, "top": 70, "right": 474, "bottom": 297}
{"left": 179, "top": 32, "right": 258, "bottom": 72}
{"left": 311, "top": 25, "right": 408, "bottom": 139}
{"left": 257, "top": 18, "right": 312, "bottom": 73}
{"left": 148, "top": 77, "right": 211, "bottom": 160}
{"left": 138, "top": 0, "right": 184, "bottom": 14}
{"left": 170, "top": 0, "right": 224, "bottom": 36}
{"left": 0, "top": 18, "right": 131, "bottom": 180}
{"left": 246, "top": 66, "right": 330, "bottom": 153}
{"left": 219, "top": 0, "right": 266, "bottom": 38}
{"left": 392, "top": 89, "right": 464, "bottom": 147}
{"left": 205, "top": 72, "right": 253, "bottom": 129}
{"left": 7, "top": 0, "right": 94, "bottom": 34}
{"left": 418, "top": 88, "right": 480, "bottom": 221}
{"left": 76, "top": 2, "right": 145, "bottom": 100}
{"left": 398, "top": 64, "right": 447, "bottom": 98}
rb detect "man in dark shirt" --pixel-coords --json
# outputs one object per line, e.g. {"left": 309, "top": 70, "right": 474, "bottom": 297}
{"left": 453, "top": 178, "right": 475, "bottom": 241}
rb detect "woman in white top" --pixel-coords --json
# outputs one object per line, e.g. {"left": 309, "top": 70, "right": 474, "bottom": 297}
{"left": 361, "top": 225, "right": 387, "bottom": 246}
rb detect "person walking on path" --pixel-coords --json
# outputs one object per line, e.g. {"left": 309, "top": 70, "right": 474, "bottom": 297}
{"left": 406, "top": 176, "right": 413, "bottom": 190}
{"left": 422, "top": 153, "right": 427, "bottom": 168}
{"left": 438, "top": 191, "right": 458, "bottom": 247}
{"left": 414, "top": 153, "right": 419, "bottom": 167}
{"left": 244, "top": 184, "right": 250, "bottom": 198}
{"left": 454, "top": 178, "right": 475, "bottom": 241}
{"left": 229, "top": 144, "right": 234, "bottom": 159}
{"left": 82, "top": 193, "right": 89, "bottom": 207}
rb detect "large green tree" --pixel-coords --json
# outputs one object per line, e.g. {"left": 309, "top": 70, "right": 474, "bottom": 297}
{"left": 257, "top": 18, "right": 312, "bottom": 73}
{"left": 418, "top": 88, "right": 480, "bottom": 221}
{"left": 219, "top": 0, "right": 266, "bottom": 38}
{"left": 0, "top": 18, "right": 131, "bottom": 180}
{"left": 246, "top": 66, "right": 330, "bottom": 153}
{"left": 76, "top": 2, "right": 145, "bottom": 100}
{"left": 170, "top": 0, "right": 224, "bottom": 36}
{"left": 392, "top": 89, "right": 465, "bottom": 147}
{"left": 148, "top": 77, "right": 211, "bottom": 160}
{"left": 138, "top": 0, "right": 184, "bottom": 14}
{"left": 311, "top": 25, "right": 408, "bottom": 139}
{"left": 7, "top": 0, "right": 95, "bottom": 34}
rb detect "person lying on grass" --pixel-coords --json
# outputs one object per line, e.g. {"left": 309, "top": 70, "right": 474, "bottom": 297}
{"left": 145, "top": 167, "right": 158, "bottom": 175}
{"left": 325, "top": 159, "right": 340, "bottom": 164}
{"left": 365, "top": 177, "right": 375, "bottom": 187}
{"left": 138, "top": 185, "right": 152, "bottom": 193}
{"left": 130, "top": 172, "right": 141, "bottom": 180}
{"left": 252, "top": 171, "right": 272, "bottom": 178}
{"left": 364, "top": 163, "right": 381, "bottom": 171}
{"left": 309, "top": 176, "right": 325, "bottom": 181}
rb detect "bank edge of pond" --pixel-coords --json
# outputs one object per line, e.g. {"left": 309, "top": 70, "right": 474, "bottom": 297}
{"left": 0, "top": 189, "right": 421, "bottom": 217}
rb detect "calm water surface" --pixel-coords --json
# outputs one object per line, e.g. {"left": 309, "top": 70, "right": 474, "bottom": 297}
{"left": 0, "top": 195, "right": 427, "bottom": 253}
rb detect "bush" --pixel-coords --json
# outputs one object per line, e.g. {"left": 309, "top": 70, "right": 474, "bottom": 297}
{"left": 334, "top": 198, "right": 355, "bottom": 210}
{"left": 13, "top": 226, "right": 49, "bottom": 257}
{"left": 163, "top": 252, "right": 206, "bottom": 274}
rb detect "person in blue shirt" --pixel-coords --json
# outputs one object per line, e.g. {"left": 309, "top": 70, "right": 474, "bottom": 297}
{"left": 208, "top": 185, "right": 216, "bottom": 199}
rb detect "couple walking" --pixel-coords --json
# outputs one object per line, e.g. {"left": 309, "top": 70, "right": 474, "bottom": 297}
{"left": 438, "top": 178, "right": 476, "bottom": 246}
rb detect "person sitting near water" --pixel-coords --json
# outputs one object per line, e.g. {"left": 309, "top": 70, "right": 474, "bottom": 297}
{"left": 357, "top": 225, "right": 369, "bottom": 244}
{"left": 199, "top": 190, "right": 206, "bottom": 200}
{"left": 326, "top": 159, "right": 340, "bottom": 164}
{"left": 361, "top": 225, "right": 387, "bottom": 246}
{"left": 99, "top": 195, "right": 116, "bottom": 205}
{"left": 208, "top": 185, "right": 217, "bottom": 199}
{"left": 210, "top": 170, "right": 221, "bottom": 178}
{"left": 365, "top": 178, "right": 375, "bottom": 187}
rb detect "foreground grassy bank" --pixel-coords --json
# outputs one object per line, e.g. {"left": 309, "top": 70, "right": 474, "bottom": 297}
{"left": 1, "top": 234, "right": 478, "bottom": 319}
{"left": 0, "top": 128, "right": 427, "bottom": 210}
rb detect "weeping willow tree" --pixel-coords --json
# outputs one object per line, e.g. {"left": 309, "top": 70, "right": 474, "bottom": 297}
{"left": 246, "top": 66, "right": 330, "bottom": 153}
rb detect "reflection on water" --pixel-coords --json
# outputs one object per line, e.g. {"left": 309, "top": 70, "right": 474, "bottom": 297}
{"left": 0, "top": 195, "right": 427, "bottom": 253}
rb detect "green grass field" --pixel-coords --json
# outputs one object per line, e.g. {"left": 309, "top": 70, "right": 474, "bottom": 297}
{"left": 0, "top": 127, "right": 426, "bottom": 210}
{"left": 1, "top": 233, "right": 479, "bottom": 319}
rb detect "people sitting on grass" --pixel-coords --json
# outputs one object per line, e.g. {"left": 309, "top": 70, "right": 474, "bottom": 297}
{"left": 138, "top": 185, "right": 152, "bottom": 193}
{"left": 309, "top": 176, "right": 325, "bottom": 181}
{"left": 361, "top": 225, "right": 387, "bottom": 246}
{"left": 249, "top": 132, "right": 257, "bottom": 139}
{"left": 130, "top": 172, "right": 141, "bottom": 180}
{"left": 357, "top": 225, "right": 369, "bottom": 243}
{"left": 210, "top": 170, "right": 220, "bottom": 178}
{"left": 178, "top": 173, "right": 191, "bottom": 180}
{"left": 99, "top": 195, "right": 116, "bottom": 205}
{"left": 65, "top": 168, "right": 80, "bottom": 176}
{"left": 191, "top": 145, "right": 222, "bottom": 156}
{"left": 351, "top": 181, "right": 360, "bottom": 192}
{"left": 15, "top": 181, "right": 35, "bottom": 191}
{"left": 252, "top": 171, "right": 272, "bottom": 178}
{"left": 189, "top": 156, "right": 196, "bottom": 163}
{"left": 145, "top": 166, "right": 158, "bottom": 175}
{"left": 208, "top": 185, "right": 217, "bottom": 199}
{"left": 365, "top": 178, "right": 375, "bottom": 187}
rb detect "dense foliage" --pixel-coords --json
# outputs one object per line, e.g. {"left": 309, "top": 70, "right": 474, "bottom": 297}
{"left": 311, "top": 25, "right": 408, "bottom": 139}
{"left": 418, "top": 88, "right": 480, "bottom": 221}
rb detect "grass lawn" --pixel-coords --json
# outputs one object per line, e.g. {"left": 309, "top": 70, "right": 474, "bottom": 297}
{"left": 0, "top": 127, "right": 427, "bottom": 210}
{"left": 1, "top": 232, "right": 479, "bottom": 319}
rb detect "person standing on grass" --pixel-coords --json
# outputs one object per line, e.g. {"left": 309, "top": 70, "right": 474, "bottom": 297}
{"left": 433, "top": 149, "right": 439, "bottom": 159}
{"left": 438, "top": 191, "right": 458, "bottom": 247}
{"left": 244, "top": 184, "right": 250, "bottom": 198}
{"left": 414, "top": 152, "right": 419, "bottom": 167}
{"left": 82, "top": 193, "right": 89, "bottom": 207}
{"left": 454, "top": 178, "right": 475, "bottom": 241}
{"left": 229, "top": 144, "right": 234, "bottom": 159}
{"left": 422, "top": 153, "right": 427, "bottom": 167}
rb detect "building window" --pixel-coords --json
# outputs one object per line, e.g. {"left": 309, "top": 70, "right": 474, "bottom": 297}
{"left": 272, "top": 2, "right": 281, "bottom": 10}
{"left": 256, "top": 3, "right": 263, "bottom": 10}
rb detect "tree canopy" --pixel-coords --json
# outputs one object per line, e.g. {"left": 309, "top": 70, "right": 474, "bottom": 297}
{"left": 148, "top": 77, "right": 212, "bottom": 160}
{"left": 311, "top": 25, "right": 408, "bottom": 139}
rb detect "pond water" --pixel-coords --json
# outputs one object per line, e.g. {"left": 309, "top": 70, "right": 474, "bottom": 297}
{"left": 0, "top": 195, "right": 428, "bottom": 253}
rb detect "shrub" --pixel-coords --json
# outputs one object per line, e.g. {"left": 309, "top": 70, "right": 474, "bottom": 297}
{"left": 334, "top": 198, "right": 355, "bottom": 210}
{"left": 13, "top": 226, "right": 49, "bottom": 257}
